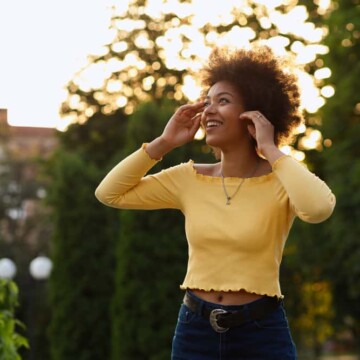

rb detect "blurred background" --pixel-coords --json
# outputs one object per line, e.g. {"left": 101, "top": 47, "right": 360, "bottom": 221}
{"left": 0, "top": 0, "right": 359, "bottom": 359}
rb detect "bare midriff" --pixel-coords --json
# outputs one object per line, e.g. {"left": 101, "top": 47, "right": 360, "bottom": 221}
{"left": 190, "top": 289, "right": 264, "bottom": 305}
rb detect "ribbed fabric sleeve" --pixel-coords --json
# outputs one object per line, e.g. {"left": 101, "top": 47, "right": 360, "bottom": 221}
{"left": 95, "top": 144, "right": 186, "bottom": 210}
{"left": 272, "top": 155, "right": 336, "bottom": 223}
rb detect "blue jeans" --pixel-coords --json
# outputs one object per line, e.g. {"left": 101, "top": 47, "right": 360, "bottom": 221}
{"left": 172, "top": 291, "right": 297, "bottom": 360}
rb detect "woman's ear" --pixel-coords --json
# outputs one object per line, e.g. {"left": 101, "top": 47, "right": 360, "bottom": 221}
{"left": 247, "top": 123, "right": 256, "bottom": 139}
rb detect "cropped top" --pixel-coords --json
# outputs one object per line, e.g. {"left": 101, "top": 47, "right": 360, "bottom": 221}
{"left": 95, "top": 145, "right": 336, "bottom": 297}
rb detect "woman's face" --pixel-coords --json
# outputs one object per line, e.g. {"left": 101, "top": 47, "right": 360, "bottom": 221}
{"left": 201, "top": 80, "right": 249, "bottom": 149}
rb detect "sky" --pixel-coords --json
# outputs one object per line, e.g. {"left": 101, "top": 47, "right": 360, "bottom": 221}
{"left": 0, "top": 0, "right": 113, "bottom": 129}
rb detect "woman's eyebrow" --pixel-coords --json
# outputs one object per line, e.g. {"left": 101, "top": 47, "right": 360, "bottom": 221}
{"left": 205, "top": 91, "right": 234, "bottom": 98}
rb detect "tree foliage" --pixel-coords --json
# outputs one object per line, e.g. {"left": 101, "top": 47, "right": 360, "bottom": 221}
{"left": 46, "top": 150, "right": 119, "bottom": 360}
{"left": 61, "top": 0, "right": 328, "bottom": 133}
{"left": 318, "top": 0, "right": 360, "bottom": 346}
{"left": 280, "top": 0, "right": 360, "bottom": 355}
{"left": 0, "top": 279, "right": 29, "bottom": 359}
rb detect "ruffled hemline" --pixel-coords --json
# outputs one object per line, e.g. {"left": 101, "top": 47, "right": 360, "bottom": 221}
{"left": 179, "top": 284, "right": 284, "bottom": 299}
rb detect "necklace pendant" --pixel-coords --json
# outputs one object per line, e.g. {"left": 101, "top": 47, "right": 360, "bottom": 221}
{"left": 226, "top": 197, "right": 231, "bottom": 205}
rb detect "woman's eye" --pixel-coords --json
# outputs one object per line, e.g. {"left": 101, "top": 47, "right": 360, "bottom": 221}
{"left": 204, "top": 98, "right": 229, "bottom": 107}
{"left": 219, "top": 98, "right": 229, "bottom": 104}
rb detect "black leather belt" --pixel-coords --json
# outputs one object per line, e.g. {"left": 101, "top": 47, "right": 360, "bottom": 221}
{"left": 183, "top": 292, "right": 281, "bottom": 333}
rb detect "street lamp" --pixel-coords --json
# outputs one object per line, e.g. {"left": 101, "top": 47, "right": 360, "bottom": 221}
{"left": 29, "top": 256, "right": 53, "bottom": 280}
{"left": 0, "top": 256, "right": 53, "bottom": 280}
{"left": 0, "top": 255, "right": 53, "bottom": 360}
{"left": 0, "top": 258, "right": 17, "bottom": 279}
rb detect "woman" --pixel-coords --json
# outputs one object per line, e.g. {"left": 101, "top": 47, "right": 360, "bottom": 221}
{"left": 95, "top": 46, "right": 336, "bottom": 359}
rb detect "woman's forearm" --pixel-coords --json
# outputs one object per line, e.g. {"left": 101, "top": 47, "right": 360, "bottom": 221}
{"left": 145, "top": 136, "right": 174, "bottom": 160}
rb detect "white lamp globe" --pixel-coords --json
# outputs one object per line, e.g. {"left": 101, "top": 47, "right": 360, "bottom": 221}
{"left": 29, "top": 256, "right": 53, "bottom": 280}
{"left": 0, "top": 258, "right": 17, "bottom": 279}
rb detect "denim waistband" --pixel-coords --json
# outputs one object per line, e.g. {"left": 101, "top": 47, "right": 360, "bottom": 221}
{"left": 186, "top": 290, "right": 281, "bottom": 313}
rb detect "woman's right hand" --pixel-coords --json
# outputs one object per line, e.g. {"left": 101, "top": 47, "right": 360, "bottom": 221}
{"left": 145, "top": 102, "right": 204, "bottom": 160}
{"left": 161, "top": 102, "right": 205, "bottom": 148}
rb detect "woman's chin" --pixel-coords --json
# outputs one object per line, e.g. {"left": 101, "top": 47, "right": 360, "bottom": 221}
{"left": 205, "top": 136, "right": 222, "bottom": 148}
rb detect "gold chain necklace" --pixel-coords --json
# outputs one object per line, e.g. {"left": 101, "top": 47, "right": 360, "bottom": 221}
{"left": 220, "top": 159, "right": 260, "bottom": 205}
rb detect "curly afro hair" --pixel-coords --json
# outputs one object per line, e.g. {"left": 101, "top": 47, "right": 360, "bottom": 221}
{"left": 200, "top": 45, "right": 303, "bottom": 146}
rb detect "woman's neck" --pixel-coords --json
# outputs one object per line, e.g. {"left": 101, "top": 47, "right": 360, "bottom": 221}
{"left": 219, "top": 146, "right": 261, "bottom": 178}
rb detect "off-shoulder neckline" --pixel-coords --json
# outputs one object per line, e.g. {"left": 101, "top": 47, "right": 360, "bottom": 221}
{"left": 186, "top": 160, "right": 275, "bottom": 184}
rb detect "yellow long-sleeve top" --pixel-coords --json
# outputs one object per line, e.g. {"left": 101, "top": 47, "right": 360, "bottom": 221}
{"left": 95, "top": 145, "right": 336, "bottom": 298}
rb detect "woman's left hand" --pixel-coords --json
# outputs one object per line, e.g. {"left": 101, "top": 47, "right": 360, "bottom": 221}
{"left": 240, "top": 111, "right": 275, "bottom": 148}
{"left": 240, "top": 111, "right": 281, "bottom": 162}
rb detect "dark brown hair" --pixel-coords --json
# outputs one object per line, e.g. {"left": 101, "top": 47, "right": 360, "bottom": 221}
{"left": 200, "top": 45, "right": 303, "bottom": 146}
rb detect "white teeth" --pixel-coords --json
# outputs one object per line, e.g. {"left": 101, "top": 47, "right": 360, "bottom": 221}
{"left": 206, "top": 121, "right": 222, "bottom": 128}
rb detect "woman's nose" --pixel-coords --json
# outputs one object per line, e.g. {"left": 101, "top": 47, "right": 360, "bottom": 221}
{"left": 203, "top": 103, "right": 216, "bottom": 115}
{"left": 201, "top": 104, "right": 216, "bottom": 126}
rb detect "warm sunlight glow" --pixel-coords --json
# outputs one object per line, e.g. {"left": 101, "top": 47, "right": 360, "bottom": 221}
{"left": 253, "top": 0, "right": 284, "bottom": 9}
{"left": 299, "top": 128, "right": 323, "bottom": 151}
{"left": 182, "top": 76, "right": 202, "bottom": 102}
{"left": 323, "top": 138, "right": 332, "bottom": 147}
{"left": 116, "top": 96, "right": 128, "bottom": 108}
{"left": 280, "top": 145, "right": 305, "bottom": 161}
{"left": 75, "top": 62, "right": 109, "bottom": 91}
{"left": 263, "top": 36, "right": 290, "bottom": 56}
{"left": 194, "top": 127, "right": 205, "bottom": 140}
{"left": 190, "top": 0, "right": 245, "bottom": 28}
{"left": 1, "top": 0, "right": 332, "bottom": 132}
{"left": 217, "top": 26, "right": 256, "bottom": 48}
{"left": 293, "top": 151, "right": 306, "bottom": 162}
{"left": 314, "top": 0, "right": 332, "bottom": 15}
{"left": 296, "top": 71, "right": 325, "bottom": 114}
{"left": 0, "top": 0, "right": 113, "bottom": 128}
{"left": 314, "top": 67, "right": 332, "bottom": 80}
{"left": 355, "top": 103, "right": 360, "bottom": 115}
{"left": 321, "top": 85, "right": 335, "bottom": 98}
{"left": 61, "top": 1, "right": 332, "bottom": 130}
{"left": 269, "top": 6, "right": 325, "bottom": 42}
{"left": 295, "top": 123, "right": 307, "bottom": 135}
{"left": 112, "top": 0, "right": 131, "bottom": 16}
{"left": 280, "top": 146, "right": 292, "bottom": 155}
{"left": 146, "top": 0, "right": 166, "bottom": 19}
{"left": 107, "top": 79, "right": 123, "bottom": 93}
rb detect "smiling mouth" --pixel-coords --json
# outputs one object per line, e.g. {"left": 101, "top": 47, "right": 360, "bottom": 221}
{"left": 205, "top": 120, "right": 223, "bottom": 129}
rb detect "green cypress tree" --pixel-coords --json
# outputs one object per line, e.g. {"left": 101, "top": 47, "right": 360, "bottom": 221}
{"left": 46, "top": 110, "right": 129, "bottom": 359}
{"left": 111, "top": 101, "right": 211, "bottom": 360}
{"left": 319, "top": 0, "right": 360, "bottom": 350}
{"left": 282, "top": 0, "right": 360, "bottom": 354}
{"left": 47, "top": 150, "right": 118, "bottom": 360}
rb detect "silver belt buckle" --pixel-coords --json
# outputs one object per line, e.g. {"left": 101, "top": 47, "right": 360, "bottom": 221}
{"left": 209, "top": 309, "right": 229, "bottom": 333}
